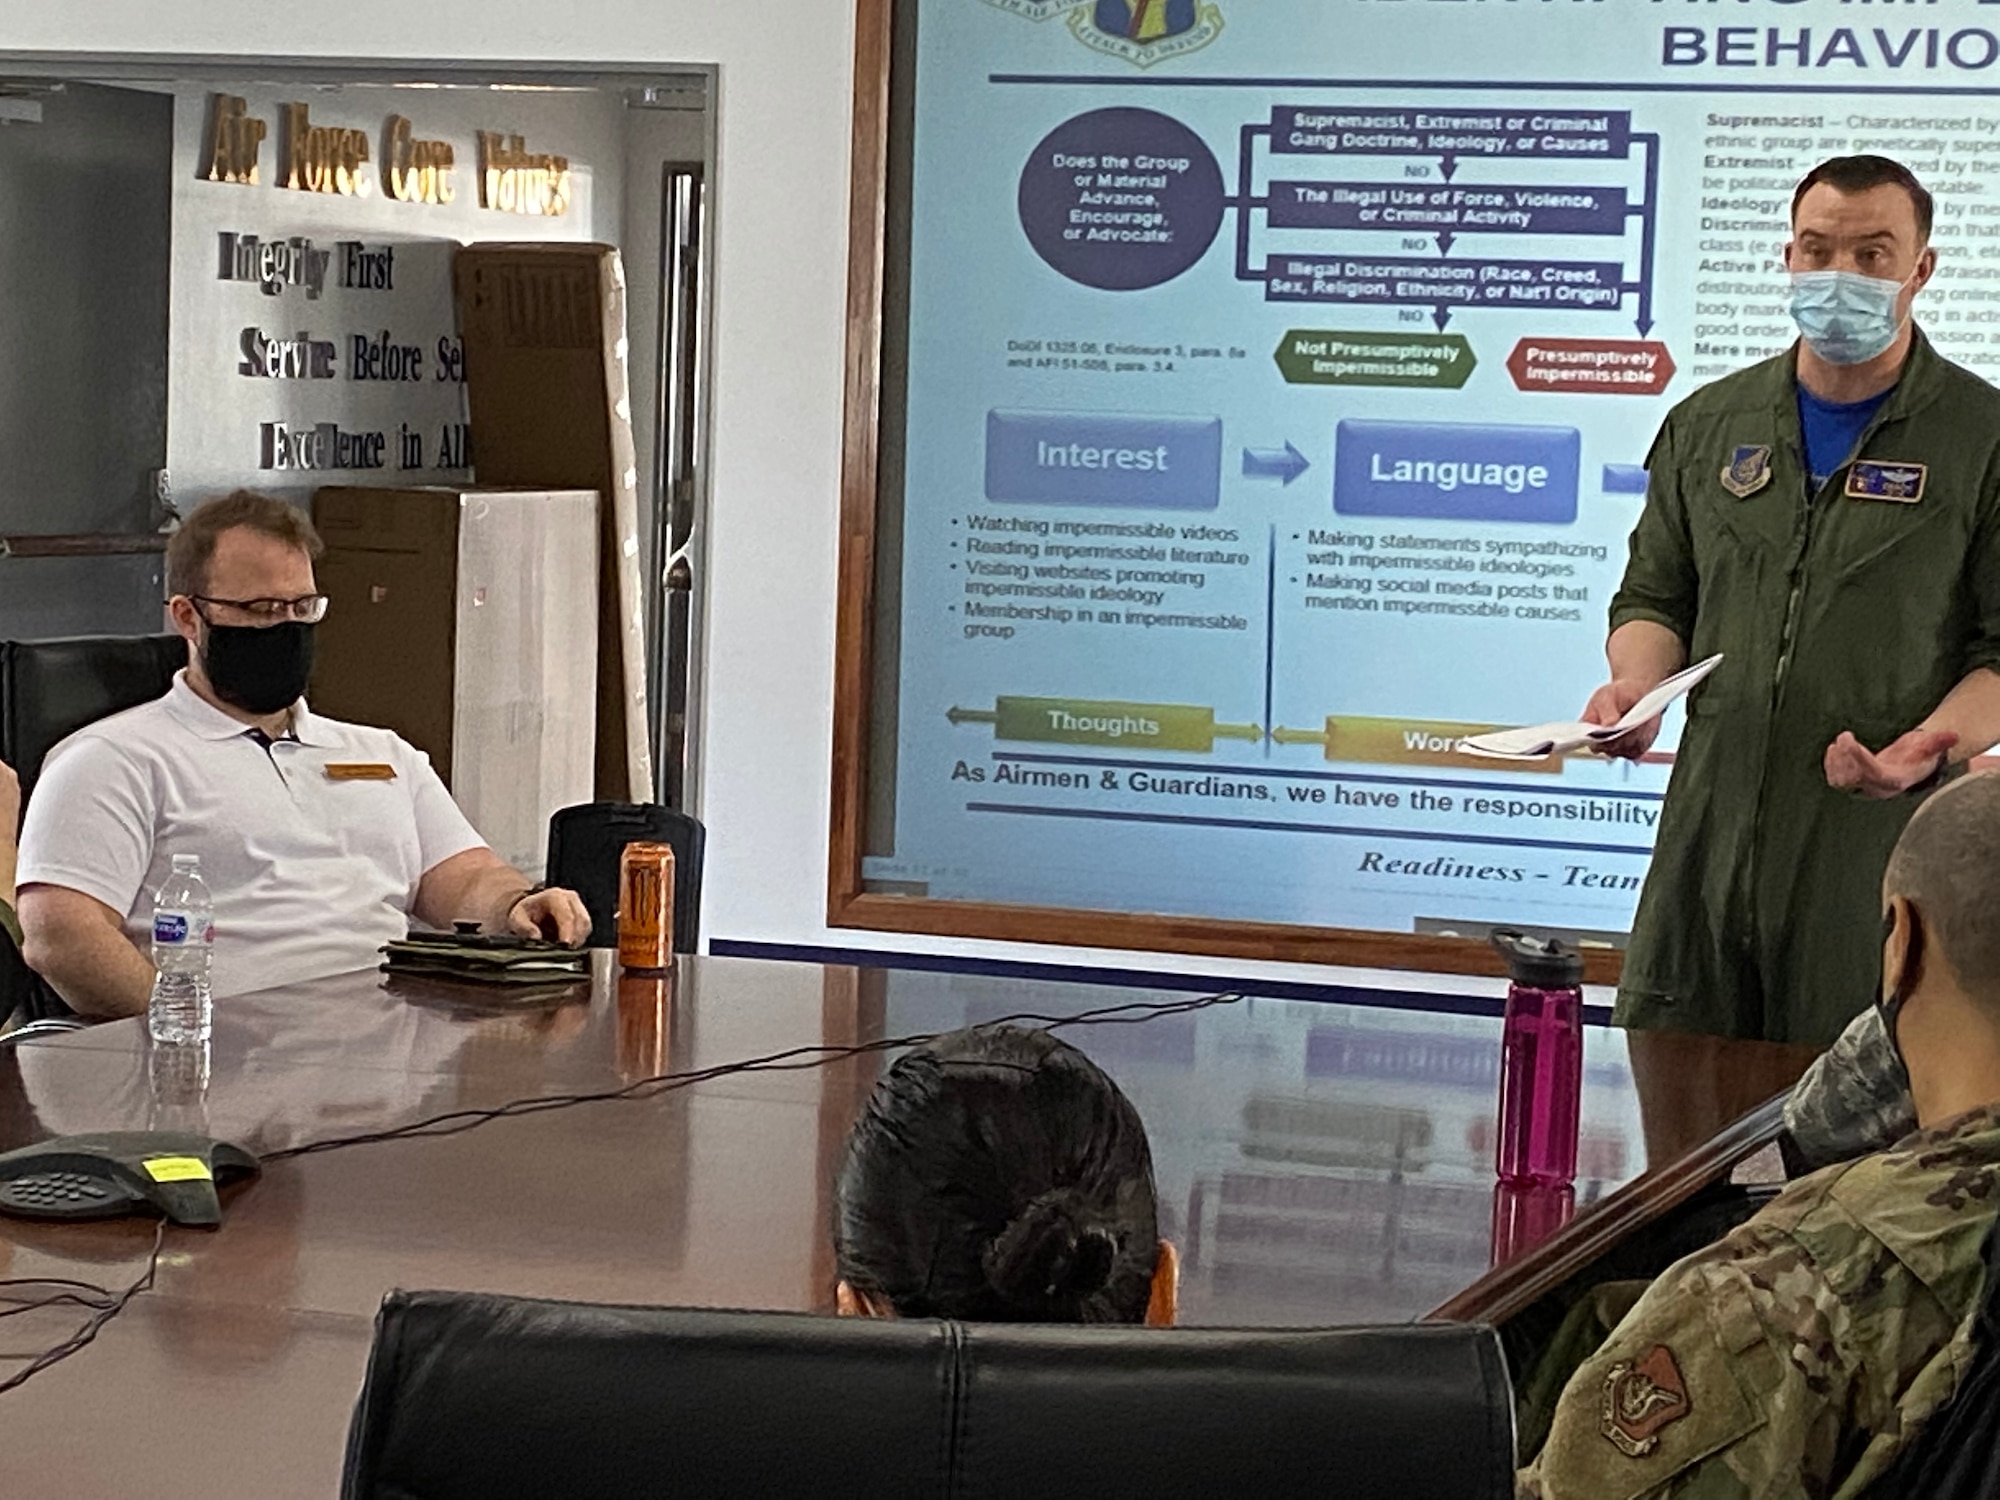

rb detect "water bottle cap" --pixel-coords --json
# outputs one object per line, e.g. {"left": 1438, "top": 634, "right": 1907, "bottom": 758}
{"left": 171, "top": 853, "right": 201, "bottom": 871}
{"left": 1491, "top": 929, "right": 1585, "bottom": 989}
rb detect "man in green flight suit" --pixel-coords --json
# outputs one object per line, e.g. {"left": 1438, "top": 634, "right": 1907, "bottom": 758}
{"left": 1520, "top": 770, "right": 2000, "bottom": 1497}
{"left": 1587, "top": 155, "right": 2000, "bottom": 1044}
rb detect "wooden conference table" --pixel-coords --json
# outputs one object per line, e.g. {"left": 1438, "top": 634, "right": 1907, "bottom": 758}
{"left": 0, "top": 953, "right": 1819, "bottom": 1498}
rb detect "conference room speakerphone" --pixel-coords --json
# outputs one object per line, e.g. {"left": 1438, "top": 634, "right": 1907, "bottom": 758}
{"left": 0, "top": 1131, "right": 259, "bottom": 1227}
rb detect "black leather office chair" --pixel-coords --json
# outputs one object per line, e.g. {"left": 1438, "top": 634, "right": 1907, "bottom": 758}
{"left": 0, "top": 634, "right": 184, "bottom": 805}
{"left": 0, "top": 921, "right": 68, "bottom": 1035}
{"left": 0, "top": 1015, "right": 86, "bottom": 1044}
{"left": 342, "top": 1291, "right": 1515, "bottom": 1500}
{"left": 0, "top": 634, "right": 180, "bottom": 1027}
{"left": 546, "top": 802, "right": 705, "bottom": 951}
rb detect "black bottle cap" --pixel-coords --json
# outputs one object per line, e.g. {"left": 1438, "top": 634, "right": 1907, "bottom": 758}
{"left": 1491, "top": 930, "right": 1585, "bottom": 989}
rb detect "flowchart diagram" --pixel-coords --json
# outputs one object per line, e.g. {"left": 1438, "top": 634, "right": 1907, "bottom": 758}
{"left": 963, "top": 100, "right": 1687, "bottom": 785}
{"left": 1018, "top": 103, "right": 1674, "bottom": 394}
{"left": 1237, "top": 107, "right": 1660, "bottom": 336}
{"left": 1000, "top": 101, "right": 1677, "bottom": 533}
{"left": 881, "top": 3, "right": 1736, "bottom": 937}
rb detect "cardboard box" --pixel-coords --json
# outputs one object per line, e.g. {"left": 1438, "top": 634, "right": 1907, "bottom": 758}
{"left": 453, "top": 244, "right": 653, "bottom": 802}
{"left": 311, "top": 486, "right": 599, "bottom": 879}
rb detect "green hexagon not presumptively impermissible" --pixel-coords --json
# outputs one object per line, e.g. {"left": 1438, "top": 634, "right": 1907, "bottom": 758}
{"left": 1273, "top": 330, "right": 1476, "bottom": 389}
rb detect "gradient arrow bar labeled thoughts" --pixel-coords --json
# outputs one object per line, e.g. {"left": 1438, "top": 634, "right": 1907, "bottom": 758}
{"left": 950, "top": 698, "right": 1261, "bottom": 753}
{"left": 1241, "top": 442, "right": 1310, "bottom": 485}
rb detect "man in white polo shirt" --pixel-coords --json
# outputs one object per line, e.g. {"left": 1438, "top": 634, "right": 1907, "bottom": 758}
{"left": 14, "top": 491, "right": 590, "bottom": 1017}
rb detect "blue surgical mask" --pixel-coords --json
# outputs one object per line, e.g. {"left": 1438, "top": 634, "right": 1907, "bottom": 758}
{"left": 1789, "top": 269, "right": 1910, "bottom": 365}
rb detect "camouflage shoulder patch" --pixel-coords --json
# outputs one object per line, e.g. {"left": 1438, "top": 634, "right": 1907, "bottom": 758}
{"left": 1601, "top": 1345, "right": 1692, "bottom": 1456}
{"left": 1526, "top": 1267, "right": 1766, "bottom": 1498}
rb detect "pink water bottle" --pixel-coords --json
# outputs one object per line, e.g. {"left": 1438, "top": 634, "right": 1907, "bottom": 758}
{"left": 1489, "top": 1179, "right": 1577, "bottom": 1267}
{"left": 1492, "top": 930, "right": 1585, "bottom": 1186}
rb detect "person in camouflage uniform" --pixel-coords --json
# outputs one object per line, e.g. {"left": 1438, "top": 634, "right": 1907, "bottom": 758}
{"left": 1520, "top": 771, "right": 2000, "bottom": 1498}
{"left": 1784, "top": 1004, "right": 1915, "bottom": 1173}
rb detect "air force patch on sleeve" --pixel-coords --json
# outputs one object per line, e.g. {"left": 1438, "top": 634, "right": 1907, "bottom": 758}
{"left": 1600, "top": 1344, "right": 1692, "bottom": 1457}
{"left": 1720, "top": 445, "right": 1773, "bottom": 498}
{"left": 1845, "top": 460, "right": 1926, "bottom": 503}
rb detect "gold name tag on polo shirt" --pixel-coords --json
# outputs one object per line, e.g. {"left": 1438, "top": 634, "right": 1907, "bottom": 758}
{"left": 324, "top": 763, "right": 397, "bottom": 782}
{"left": 1845, "top": 460, "right": 1926, "bottom": 503}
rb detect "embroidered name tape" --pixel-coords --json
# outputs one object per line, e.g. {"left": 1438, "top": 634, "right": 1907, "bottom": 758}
{"left": 1846, "top": 460, "right": 1926, "bottom": 503}
{"left": 324, "top": 763, "right": 397, "bottom": 781}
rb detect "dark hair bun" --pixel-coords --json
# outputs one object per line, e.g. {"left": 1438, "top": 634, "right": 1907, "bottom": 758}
{"left": 1065, "top": 1225, "right": 1117, "bottom": 1295}
{"left": 982, "top": 1190, "right": 1119, "bottom": 1309}
{"left": 833, "top": 1024, "right": 1160, "bottom": 1323}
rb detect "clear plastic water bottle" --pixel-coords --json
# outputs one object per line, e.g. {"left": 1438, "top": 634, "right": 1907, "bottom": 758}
{"left": 148, "top": 1035, "right": 212, "bottom": 1135}
{"left": 1492, "top": 930, "right": 1585, "bottom": 1187}
{"left": 149, "top": 854, "right": 214, "bottom": 1045}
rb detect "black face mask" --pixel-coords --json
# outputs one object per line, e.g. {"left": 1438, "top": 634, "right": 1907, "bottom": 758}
{"left": 200, "top": 621, "right": 316, "bottom": 716}
{"left": 1878, "top": 908, "right": 1919, "bottom": 1097}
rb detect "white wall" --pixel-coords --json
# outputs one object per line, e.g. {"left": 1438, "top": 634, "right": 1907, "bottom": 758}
{"left": 9, "top": 3, "right": 1504, "bottom": 1004}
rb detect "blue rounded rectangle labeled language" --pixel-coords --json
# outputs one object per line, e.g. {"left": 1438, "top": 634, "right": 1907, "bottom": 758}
{"left": 985, "top": 410, "right": 1223, "bottom": 509}
{"left": 1334, "top": 419, "right": 1580, "bottom": 523}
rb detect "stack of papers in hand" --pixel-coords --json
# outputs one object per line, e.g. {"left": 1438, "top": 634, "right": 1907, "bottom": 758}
{"left": 1457, "top": 655, "right": 1723, "bottom": 761}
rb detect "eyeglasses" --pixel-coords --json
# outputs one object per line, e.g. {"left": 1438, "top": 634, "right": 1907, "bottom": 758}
{"left": 190, "top": 594, "right": 331, "bottom": 624}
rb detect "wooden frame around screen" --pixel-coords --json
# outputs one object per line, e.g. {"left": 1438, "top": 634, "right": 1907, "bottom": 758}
{"left": 826, "top": 0, "right": 1624, "bottom": 985}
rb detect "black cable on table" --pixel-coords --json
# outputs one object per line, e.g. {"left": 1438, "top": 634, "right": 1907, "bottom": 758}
{"left": 264, "top": 988, "right": 1244, "bottom": 1162}
{"left": 0, "top": 987, "right": 1243, "bottom": 1395}
{"left": 0, "top": 1217, "right": 167, "bottom": 1395}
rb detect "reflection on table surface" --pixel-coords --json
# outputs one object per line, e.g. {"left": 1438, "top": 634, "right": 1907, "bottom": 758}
{"left": 0, "top": 954, "right": 1820, "bottom": 1498}
{"left": 2, "top": 955, "right": 1821, "bottom": 1325}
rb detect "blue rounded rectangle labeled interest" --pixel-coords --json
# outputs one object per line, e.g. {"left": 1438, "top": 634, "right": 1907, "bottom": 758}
{"left": 985, "top": 410, "right": 1223, "bottom": 510}
{"left": 1334, "top": 419, "right": 1580, "bottom": 523}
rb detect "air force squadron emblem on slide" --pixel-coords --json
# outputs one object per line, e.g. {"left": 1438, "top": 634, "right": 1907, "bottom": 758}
{"left": 979, "top": 0, "right": 1225, "bottom": 66}
{"left": 1720, "top": 444, "right": 1773, "bottom": 498}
